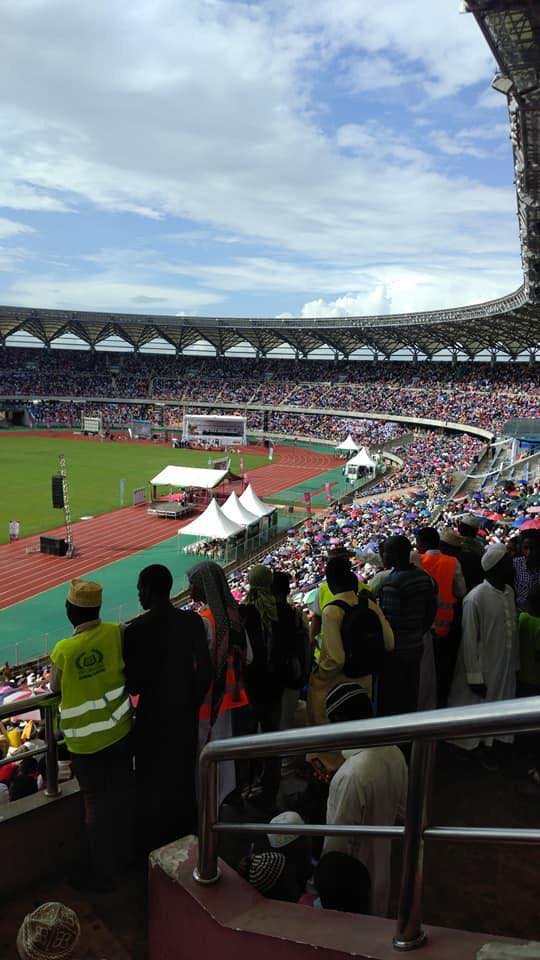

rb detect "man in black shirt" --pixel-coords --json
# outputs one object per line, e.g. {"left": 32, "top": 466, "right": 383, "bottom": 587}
{"left": 123, "top": 564, "right": 212, "bottom": 856}
{"left": 378, "top": 536, "right": 438, "bottom": 716}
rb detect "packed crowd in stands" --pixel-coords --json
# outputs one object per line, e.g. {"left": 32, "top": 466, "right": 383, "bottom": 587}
{"left": 2, "top": 342, "right": 540, "bottom": 923}
{"left": 2, "top": 489, "right": 539, "bottom": 917}
{"left": 1, "top": 346, "right": 539, "bottom": 432}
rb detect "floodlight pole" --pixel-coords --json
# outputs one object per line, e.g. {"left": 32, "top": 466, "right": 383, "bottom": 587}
{"left": 58, "top": 453, "right": 74, "bottom": 558}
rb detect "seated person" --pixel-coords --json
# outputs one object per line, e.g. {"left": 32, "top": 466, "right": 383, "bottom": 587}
{"left": 323, "top": 683, "right": 407, "bottom": 918}
{"left": 267, "top": 811, "right": 312, "bottom": 892}
{"left": 238, "top": 851, "right": 303, "bottom": 902}
{"left": 315, "top": 851, "right": 371, "bottom": 914}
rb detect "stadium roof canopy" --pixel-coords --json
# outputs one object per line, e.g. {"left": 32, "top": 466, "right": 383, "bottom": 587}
{"left": 1, "top": 0, "right": 540, "bottom": 361}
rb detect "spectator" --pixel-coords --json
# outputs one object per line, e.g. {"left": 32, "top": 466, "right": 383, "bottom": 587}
{"left": 378, "top": 535, "right": 438, "bottom": 716}
{"left": 267, "top": 811, "right": 312, "bottom": 892}
{"left": 50, "top": 578, "right": 133, "bottom": 891}
{"left": 448, "top": 545, "right": 519, "bottom": 769}
{"left": 416, "top": 526, "right": 466, "bottom": 706}
{"left": 240, "top": 564, "right": 289, "bottom": 806}
{"left": 519, "top": 584, "right": 540, "bottom": 694}
{"left": 458, "top": 514, "right": 485, "bottom": 558}
{"left": 314, "top": 852, "right": 371, "bottom": 914}
{"left": 124, "top": 564, "right": 212, "bottom": 855}
{"left": 518, "top": 584, "right": 540, "bottom": 786}
{"left": 308, "top": 548, "right": 371, "bottom": 650}
{"left": 323, "top": 683, "right": 407, "bottom": 917}
{"left": 441, "top": 527, "right": 483, "bottom": 594}
{"left": 272, "top": 570, "right": 310, "bottom": 736}
{"left": 307, "top": 558, "right": 393, "bottom": 727}
{"left": 240, "top": 851, "right": 303, "bottom": 902}
{"left": 513, "top": 530, "right": 540, "bottom": 613}
{"left": 9, "top": 756, "right": 38, "bottom": 801}
{"left": 187, "top": 560, "right": 250, "bottom": 805}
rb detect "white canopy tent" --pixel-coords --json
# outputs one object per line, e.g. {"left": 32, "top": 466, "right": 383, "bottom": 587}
{"left": 347, "top": 447, "right": 377, "bottom": 469}
{"left": 221, "top": 491, "right": 260, "bottom": 527}
{"left": 151, "top": 465, "right": 228, "bottom": 489}
{"left": 178, "top": 498, "right": 244, "bottom": 539}
{"left": 335, "top": 433, "right": 359, "bottom": 453}
{"left": 239, "top": 484, "right": 276, "bottom": 518}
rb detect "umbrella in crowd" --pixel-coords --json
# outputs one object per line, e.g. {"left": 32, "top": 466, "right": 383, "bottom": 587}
{"left": 520, "top": 518, "right": 540, "bottom": 531}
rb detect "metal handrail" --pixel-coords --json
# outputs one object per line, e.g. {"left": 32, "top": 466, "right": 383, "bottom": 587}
{"left": 195, "top": 696, "right": 540, "bottom": 952}
{"left": 0, "top": 693, "right": 60, "bottom": 798}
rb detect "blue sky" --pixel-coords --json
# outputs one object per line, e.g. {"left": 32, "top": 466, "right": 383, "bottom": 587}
{"left": 0, "top": 0, "right": 524, "bottom": 325}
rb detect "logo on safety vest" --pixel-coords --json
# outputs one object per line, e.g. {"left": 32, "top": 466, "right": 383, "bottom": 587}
{"left": 76, "top": 648, "right": 105, "bottom": 679}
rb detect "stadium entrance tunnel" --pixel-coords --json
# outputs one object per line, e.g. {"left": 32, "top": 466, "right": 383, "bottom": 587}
{"left": 148, "top": 836, "right": 528, "bottom": 960}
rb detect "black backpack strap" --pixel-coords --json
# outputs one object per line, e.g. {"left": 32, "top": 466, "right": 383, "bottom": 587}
{"left": 325, "top": 599, "right": 351, "bottom": 614}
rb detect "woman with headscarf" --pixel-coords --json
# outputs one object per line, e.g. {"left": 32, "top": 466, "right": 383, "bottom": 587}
{"left": 239, "top": 564, "right": 288, "bottom": 807}
{"left": 188, "top": 560, "right": 249, "bottom": 804}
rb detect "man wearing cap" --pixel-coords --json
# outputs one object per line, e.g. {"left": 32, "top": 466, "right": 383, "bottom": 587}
{"left": 440, "top": 527, "right": 483, "bottom": 594}
{"left": 323, "top": 683, "right": 407, "bottom": 917}
{"left": 458, "top": 514, "right": 485, "bottom": 559}
{"left": 50, "top": 579, "right": 132, "bottom": 889}
{"left": 308, "top": 547, "right": 371, "bottom": 649}
{"left": 448, "top": 544, "right": 518, "bottom": 767}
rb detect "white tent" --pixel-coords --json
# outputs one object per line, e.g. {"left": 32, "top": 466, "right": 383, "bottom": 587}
{"left": 221, "top": 491, "right": 259, "bottom": 527}
{"left": 151, "top": 465, "right": 228, "bottom": 489}
{"left": 346, "top": 446, "right": 377, "bottom": 469}
{"left": 178, "top": 498, "right": 244, "bottom": 539}
{"left": 335, "top": 433, "right": 359, "bottom": 453}
{"left": 239, "top": 483, "right": 276, "bottom": 518}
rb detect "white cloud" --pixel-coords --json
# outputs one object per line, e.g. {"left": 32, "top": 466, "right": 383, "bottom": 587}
{"left": 0, "top": 0, "right": 523, "bottom": 314}
{"left": 5, "top": 276, "right": 223, "bottom": 314}
{"left": 0, "top": 217, "right": 34, "bottom": 239}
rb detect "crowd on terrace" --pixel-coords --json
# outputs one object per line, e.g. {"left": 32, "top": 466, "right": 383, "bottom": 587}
{"left": 1, "top": 346, "right": 538, "bottom": 433}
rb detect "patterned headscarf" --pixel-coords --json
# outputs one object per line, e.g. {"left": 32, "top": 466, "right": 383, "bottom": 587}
{"left": 247, "top": 564, "right": 278, "bottom": 643}
{"left": 188, "top": 560, "right": 243, "bottom": 718}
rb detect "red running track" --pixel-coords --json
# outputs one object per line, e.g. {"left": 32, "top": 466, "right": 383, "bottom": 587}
{"left": 0, "top": 443, "right": 335, "bottom": 609}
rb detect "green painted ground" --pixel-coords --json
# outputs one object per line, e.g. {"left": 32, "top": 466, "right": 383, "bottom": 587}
{"left": 267, "top": 463, "right": 355, "bottom": 506}
{"left": 0, "top": 434, "right": 269, "bottom": 543}
{"left": 0, "top": 513, "right": 290, "bottom": 666}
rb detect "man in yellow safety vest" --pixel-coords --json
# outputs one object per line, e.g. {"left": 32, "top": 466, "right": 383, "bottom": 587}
{"left": 50, "top": 578, "right": 133, "bottom": 891}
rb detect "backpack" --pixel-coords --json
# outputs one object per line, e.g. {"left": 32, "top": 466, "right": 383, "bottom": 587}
{"left": 327, "top": 593, "right": 386, "bottom": 678}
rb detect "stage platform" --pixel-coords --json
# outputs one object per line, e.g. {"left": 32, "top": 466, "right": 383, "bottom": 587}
{"left": 148, "top": 501, "right": 197, "bottom": 520}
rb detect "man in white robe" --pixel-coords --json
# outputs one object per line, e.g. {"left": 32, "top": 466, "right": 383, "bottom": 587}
{"left": 322, "top": 683, "right": 408, "bottom": 918}
{"left": 448, "top": 543, "right": 518, "bottom": 756}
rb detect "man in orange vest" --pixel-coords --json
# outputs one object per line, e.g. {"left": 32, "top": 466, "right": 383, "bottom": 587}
{"left": 416, "top": 527, "right": 466, "bottom": 707}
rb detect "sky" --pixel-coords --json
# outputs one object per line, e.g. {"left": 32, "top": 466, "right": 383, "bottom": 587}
{"left": 0, "top": 0, "right": 524, "bottom": 330}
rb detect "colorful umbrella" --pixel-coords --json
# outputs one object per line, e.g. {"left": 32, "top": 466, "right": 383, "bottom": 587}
{"left": 520, "top": 518, "right": 540, "bottom": 531}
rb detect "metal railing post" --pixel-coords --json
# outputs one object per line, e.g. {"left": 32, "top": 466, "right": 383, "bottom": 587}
{"left": 193, "top": 753, "right": 221, "bottom": 884}
{"left": 393, "top": 740, "right": 435, "bottom": 951}
{"left": 43, "top": 704, "right": 60, "bottom": 798}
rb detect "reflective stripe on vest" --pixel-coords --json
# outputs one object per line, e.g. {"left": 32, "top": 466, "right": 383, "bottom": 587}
{"left": 62, "top": 695, "right": 131, "bottom": 740}
{"left": 419, "top": 553, "right": 457, "bottom": 638}
{"left": 51, "top": 621, "right": 132, "bottom": 754}
{"left": 60, "top": 685, "right": 126, "bottom": 719}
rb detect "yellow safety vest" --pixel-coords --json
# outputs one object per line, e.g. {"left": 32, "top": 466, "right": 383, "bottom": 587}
{"left": 51, "top": 621, "right": 132, "bottom": 755}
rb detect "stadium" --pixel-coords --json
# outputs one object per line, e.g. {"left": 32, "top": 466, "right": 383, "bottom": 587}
{"left": 1, "top": 2, "right": 540, "bottom": 959}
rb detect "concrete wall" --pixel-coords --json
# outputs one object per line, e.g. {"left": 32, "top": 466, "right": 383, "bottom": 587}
{"left": 148, "top": 838, "right": 525, "bottom": 960}
{"left": 0, "top": 781, "right": 84, "bottom": 899}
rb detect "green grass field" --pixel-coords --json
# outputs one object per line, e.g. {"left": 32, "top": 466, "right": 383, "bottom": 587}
{"left": 0, "top": 434, "right": 270, "bottom": 543}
